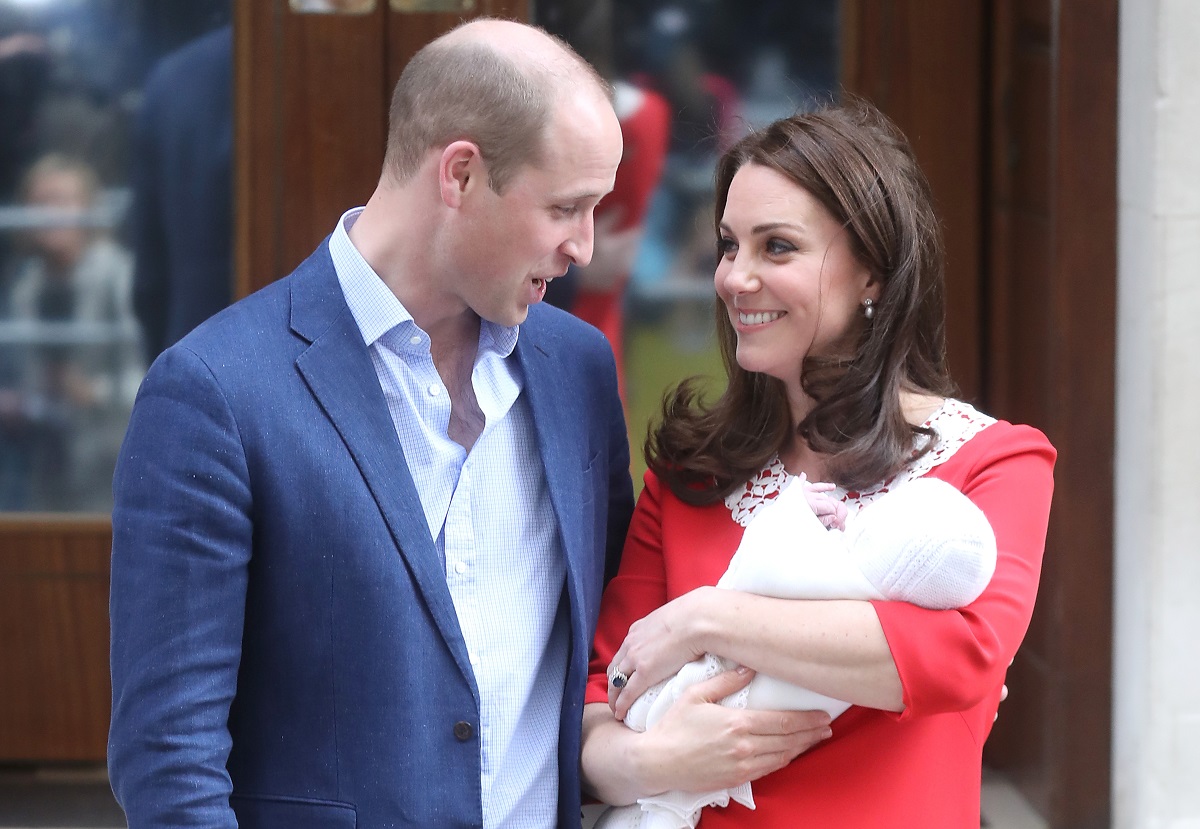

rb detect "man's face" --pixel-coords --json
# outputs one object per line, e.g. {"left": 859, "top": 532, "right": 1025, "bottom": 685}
{"left": 453, "top": 95, "right": 623, "bottom": 327}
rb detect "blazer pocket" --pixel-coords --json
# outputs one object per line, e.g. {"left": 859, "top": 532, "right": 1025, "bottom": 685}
{"left": 231, "top": 793, "right": 357, "bottom": 828}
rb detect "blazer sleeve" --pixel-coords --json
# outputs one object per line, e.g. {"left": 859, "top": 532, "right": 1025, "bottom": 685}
{"left": 108, "top": 346, "right": 252, "bottom": 828}
{"left": 871, "top": 423, "right": 1057, "bottom": 719}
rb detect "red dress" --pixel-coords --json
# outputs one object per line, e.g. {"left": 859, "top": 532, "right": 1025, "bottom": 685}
{"left": 586, "top": 406, "right": 1056, "bottom": 828}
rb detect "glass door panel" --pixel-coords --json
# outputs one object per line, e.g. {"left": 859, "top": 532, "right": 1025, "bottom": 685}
{"left": 0, "top": 0, "right": 232, "bottom": 514}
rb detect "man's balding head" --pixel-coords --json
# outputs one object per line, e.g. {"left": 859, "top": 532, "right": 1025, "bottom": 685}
{"left": 382, "top": 18, "right": 611, "bottom": 193}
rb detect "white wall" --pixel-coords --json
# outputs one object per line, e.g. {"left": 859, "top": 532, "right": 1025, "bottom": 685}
{"left": 1115, "top": 1, "right": 1200, "bottom": 827}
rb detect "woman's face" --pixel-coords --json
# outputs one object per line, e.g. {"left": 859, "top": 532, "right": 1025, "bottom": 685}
{"left": 715, "top": 162, "right": 877, "bottom": 395}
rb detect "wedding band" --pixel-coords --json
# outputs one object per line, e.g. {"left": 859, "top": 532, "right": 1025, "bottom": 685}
{"left": 608, "top": 666, "right": 628, "bottom": 689}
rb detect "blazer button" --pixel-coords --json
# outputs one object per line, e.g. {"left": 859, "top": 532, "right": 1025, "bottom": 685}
{"left": 453, "top": 721, "right": 474, "bottom": 741}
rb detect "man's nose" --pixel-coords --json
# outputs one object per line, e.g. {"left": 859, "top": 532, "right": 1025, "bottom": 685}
{"left": 562, "top": 216, "right": 595, "bottom": 268}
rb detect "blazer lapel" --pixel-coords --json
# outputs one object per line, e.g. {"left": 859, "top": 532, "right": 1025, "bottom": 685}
{"left": 515, "top": 326, "right": 589, "bottom": 641}
{"left": 288, "top": 249, "right": 476, "bottom": 693}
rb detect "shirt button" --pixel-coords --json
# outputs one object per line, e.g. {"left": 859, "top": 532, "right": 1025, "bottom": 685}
{"left": 454, "top": 561, "right": 467, "bottom": 574}
{"left": 427, "top": 383, "right": 440, "bottom": 396}
{"left": 453, "top": 721, "right": 474, "bottom": 741}
{"left": 409, "top": 335, "right": 421, "bottom": 345}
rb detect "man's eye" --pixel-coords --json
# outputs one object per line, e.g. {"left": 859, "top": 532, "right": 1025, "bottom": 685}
{"left": 555, "top": 205, "right": 579, "bottom": 217}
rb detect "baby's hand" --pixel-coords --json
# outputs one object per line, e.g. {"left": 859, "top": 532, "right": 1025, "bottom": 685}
{"left": 800, "top": 477, "right": 847, "bottom": 531}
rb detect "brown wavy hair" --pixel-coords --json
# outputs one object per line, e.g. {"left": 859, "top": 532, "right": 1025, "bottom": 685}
{"left": 647, "top": 100, "right": 958, "bottom": 503}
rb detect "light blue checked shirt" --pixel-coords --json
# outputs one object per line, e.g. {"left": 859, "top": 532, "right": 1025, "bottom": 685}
{"left": 330, "top": 208, "right": 567, "bottom": 828}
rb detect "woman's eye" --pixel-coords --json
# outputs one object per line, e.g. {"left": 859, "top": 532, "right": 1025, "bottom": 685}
{"left": 717, "top": 237, "right": 737, "bottom": 257}
{"left": 766, "top": 238, "right": 796, "bottom": 255}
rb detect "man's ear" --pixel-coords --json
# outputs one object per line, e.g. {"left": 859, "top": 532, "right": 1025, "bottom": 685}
{"left": 438, "top": 141, "right": 484, "bottom": 208}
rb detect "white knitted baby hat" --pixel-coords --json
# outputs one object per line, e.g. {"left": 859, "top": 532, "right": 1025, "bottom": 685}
{"left": 844, "top": 478, "right": 998, "bottom": 609}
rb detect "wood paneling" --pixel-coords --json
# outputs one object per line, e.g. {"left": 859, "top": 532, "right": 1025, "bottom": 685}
{"left": 0, "top": 520, "right": 112, "bottom": 761}
{"left": 841, "top": 0, "right": 986, "bottom": 402}
{"left": 1041, "top": 3, "right": 1116, "bottom": 825}
{"left": 384, "top": 0, "right": 528, "bottom": 84}
{"left": 845, "top": 1, "right": 1118, "bottom": 825}
{"left": 985, "top": 5, "right": 1117, "bottom": 828}
{"left": 235, "top": 0, "right": 389, "bottom": 295}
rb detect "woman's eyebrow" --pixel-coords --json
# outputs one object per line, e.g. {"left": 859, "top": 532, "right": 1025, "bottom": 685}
{"left": 751, "top": 222, "right": 804, "bottom": 235}
{"left": 718, "top": 220, "right": 805, "bottom": 235}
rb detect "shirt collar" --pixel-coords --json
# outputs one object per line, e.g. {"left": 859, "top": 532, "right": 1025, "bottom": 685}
{"left": 329, "top": 207, "right": 520, "bottom": 358}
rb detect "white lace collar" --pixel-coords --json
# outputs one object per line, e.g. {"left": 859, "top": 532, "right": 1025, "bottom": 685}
{"left": 724, "top": 398, "right": 996, "bottom": 526}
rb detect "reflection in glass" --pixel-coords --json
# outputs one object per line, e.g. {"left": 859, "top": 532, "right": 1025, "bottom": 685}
{"left": 291, "top": 0, "right": 377, "bottom": 13}
{"left": 540, "top": 0, "right": 839, "bottom": 480}
{"left": 0, "top": 0, "right": 232, "bottom": 512}
{"left": 0, "top": 154, "right": 140, "bottom": 512}
{"left": 390, "top": 0, "right": 475, "bottom": 13}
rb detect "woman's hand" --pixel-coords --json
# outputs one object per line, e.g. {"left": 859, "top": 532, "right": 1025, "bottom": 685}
{"left": 644, "top": 667, "right": 833, "bottom": 792}
{"left": 583, "top": 668, "right": 833, "bottom": 806}
{"left": 607, "top": 587, "right": 716, "bottom": 720}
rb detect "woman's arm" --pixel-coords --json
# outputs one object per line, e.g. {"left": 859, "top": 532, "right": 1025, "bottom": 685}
{"left": 584, "top": 473, "right": 835, "bottom": 803}
{"left": 872, "top": 424, "right": 1055, "bottom": 717}
{"left": 608, "top": 590, "right": 902, "bottom": 721}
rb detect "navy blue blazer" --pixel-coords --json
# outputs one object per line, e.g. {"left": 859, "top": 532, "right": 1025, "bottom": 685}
{"left": 108, "top": 242, "right": 635, "bottom": 828}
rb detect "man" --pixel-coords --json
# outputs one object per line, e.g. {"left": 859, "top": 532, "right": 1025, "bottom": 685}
{"left": 108, "top": 19, "right": 633, "bottom": 829}
{"left": 130, "top": 25, "right": 233, "bottom": 361}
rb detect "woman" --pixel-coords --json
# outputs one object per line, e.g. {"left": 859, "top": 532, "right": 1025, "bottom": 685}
{"left": 580, "top": 101, "right": 1056, "bottom": 827}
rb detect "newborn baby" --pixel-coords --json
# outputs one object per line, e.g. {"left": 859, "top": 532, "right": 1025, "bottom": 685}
{"left": 596, "top": 475, "right": 998, "bottom": 829}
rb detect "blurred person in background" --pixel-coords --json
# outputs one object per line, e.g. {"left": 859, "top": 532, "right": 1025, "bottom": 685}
{"left": 543, "top": 0, "right": 671, "bottom": 406}
{"left": 130, "top": 25, "right": 232, "bottom": 361}
{"left": 0, "top": 153, "right": 141, "bottom": 511}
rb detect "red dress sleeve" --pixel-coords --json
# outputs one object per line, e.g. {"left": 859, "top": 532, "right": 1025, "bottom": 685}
{"left": 872, "top": 421, "right": 1056, "bottom": 719}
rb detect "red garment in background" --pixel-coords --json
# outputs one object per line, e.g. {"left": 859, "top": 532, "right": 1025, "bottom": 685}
{"left": 572, "top": 82, "right": 670, "bottom": 404}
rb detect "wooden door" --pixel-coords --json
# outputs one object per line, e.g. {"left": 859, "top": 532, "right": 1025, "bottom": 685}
{"left": 0, "top": 519, "right": 112, "bottom": 760}
{"left": 844, "top": 2, "right": 1118, "bottom": 826}
{"left": 841, "top": 0, "right": 987, "bottom": 402}
{"left": 981, "top": 4, "right": 1117, "bottom": 827}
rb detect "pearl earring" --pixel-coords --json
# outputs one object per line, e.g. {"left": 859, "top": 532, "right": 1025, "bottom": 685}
{"left": 862, "top": 298, "right": 875, "bottom": 320}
